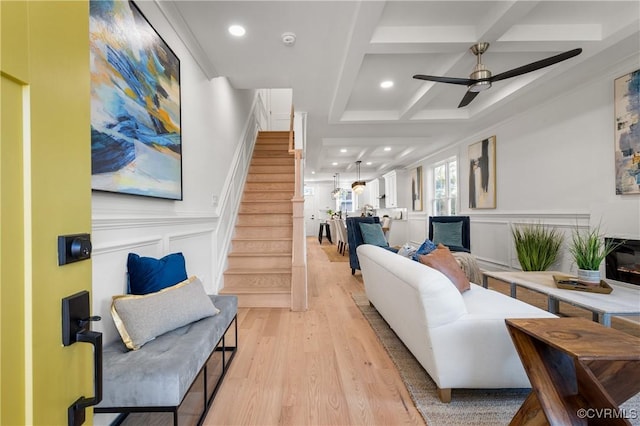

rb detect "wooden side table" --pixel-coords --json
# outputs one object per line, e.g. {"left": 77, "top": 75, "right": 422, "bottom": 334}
{"left": 506, "top": 317, "right": 640, "bottom": 426}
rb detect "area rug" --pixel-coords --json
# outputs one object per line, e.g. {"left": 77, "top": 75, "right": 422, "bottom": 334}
{"left": 320, "top": 244, "right": 349, "bottom": 262}
{"left": 351, "top": 292, "right": 640, "bottom": 426}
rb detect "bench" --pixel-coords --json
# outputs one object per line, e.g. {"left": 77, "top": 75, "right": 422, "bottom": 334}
{"left": 94, "top": 294, "right": 238, "bottom": 425}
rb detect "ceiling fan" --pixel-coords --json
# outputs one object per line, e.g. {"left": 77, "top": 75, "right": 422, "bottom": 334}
{"left": 413, "top": 43, "right": 582, "bottom": 108}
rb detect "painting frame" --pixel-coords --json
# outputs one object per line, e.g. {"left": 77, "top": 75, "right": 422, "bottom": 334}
{"left": 410, "top": 166, "right": 423, "bottom": 211}
{"left": 90, "top": 0, "right": 183, "bottom": 200}
{"left": 468, "top": 136, "right": 496, "bottom": 209}
{"left": 614, "top": 69, "right": 640, "bottom": 195}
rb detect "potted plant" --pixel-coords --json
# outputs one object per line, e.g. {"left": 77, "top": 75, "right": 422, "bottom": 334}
{"left": 568, "top": 224, "right": 622, "bottom": 284}
{"left": 511, "top": 222, "right": 564, "bottom": 271}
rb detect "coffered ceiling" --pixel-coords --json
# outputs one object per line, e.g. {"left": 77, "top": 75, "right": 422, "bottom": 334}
{"left": 160, "top": 1, "right": 639, "bottom": 183}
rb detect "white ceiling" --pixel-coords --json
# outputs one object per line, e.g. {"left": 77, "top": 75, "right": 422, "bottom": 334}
{"left": 161, "top": 0, "right": 640, "bottom": 183}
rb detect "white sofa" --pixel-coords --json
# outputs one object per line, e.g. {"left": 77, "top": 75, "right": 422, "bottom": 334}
{"left": 357, "top": 244, "right": 556, "bottom": 402}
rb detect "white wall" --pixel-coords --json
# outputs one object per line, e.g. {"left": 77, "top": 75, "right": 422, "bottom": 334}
{"left": 400, "top": 56, "right": 640, "bottom": 275}
{"left": 91, "top": 1, "right": 259, "bottom": 352}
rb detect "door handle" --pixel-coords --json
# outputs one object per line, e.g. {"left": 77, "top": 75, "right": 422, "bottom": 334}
{"left": 62, "top": 291, "right": 103, "bottom": 426}
{"left": 69, "top": 329, "right": 102, "bottom": 426}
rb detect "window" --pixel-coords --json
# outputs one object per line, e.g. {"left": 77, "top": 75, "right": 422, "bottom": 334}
{"left": 432, "top": 158, "right": 457, "bottom": 216}
{"left": 337, "top": 189, "right": 353, "bottom": 213}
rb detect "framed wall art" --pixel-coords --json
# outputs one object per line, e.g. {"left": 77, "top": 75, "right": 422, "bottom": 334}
{"left": 614, "top": 69, "right": 640, "bottom": 195}
{"left": 410, "top": 166, "right": 423, "bottom": 211}
{"left": 468, "top": 136, "right": 496, "bottom": 209}
{"left": 90, "top": 0, "right": 182, "bottom": 200}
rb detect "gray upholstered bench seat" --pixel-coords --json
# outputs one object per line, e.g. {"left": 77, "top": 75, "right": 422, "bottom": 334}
{"left": 95, "top": 295, "right": 237, "bottom": 422}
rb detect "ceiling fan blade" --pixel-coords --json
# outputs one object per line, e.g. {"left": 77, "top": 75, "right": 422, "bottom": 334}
{"left": 413, "top": 74, "right": 474, "bottom": 86}
{"left": 458, "top": 90, "right": 479, "bottom": 108}
{"left": 490, "top": 48, "right": 582, "bottom": 82}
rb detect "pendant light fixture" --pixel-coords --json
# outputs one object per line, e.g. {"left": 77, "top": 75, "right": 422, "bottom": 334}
{"left": 331, "top": 173, "right": 342, "bottom": 199}
{"left": 351, "top": 161, "right": 366, "bottom": 195}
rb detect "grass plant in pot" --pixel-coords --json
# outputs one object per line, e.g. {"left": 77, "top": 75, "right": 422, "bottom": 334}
{"left": 511, "top": 222, "right": 564, "bottom": 271}
{"left": 568, "top": 224, "right": 622, "bottom": 284}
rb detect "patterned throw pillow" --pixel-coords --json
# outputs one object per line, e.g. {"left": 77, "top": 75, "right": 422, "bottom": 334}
{"left": 412, "top": 239, "right": 437, "bottom": 261}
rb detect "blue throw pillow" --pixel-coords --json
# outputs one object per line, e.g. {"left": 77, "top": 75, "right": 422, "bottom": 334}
{"left": 359, "top": 222, "right": 389, "bottom": 247}
{"left": 127, "top": 252, "right": 188, "bottom": 295}
{"left": 412, "top": 239, "right": 437, "bottom": 261}
{"left": 432, "top": 221, "right": 463, "bottom": 248}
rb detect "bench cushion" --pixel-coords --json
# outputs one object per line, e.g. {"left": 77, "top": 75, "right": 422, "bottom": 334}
{"left": 97, "top": 295, "right": 237, "bottom": 408}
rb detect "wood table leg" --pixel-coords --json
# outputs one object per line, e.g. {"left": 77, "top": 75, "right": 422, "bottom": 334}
{"left": 507, "top": 318, "right": 640, "bottom": 426}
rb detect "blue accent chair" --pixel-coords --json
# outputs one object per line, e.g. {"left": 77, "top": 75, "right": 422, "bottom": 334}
{"left": 346, "top": 216, "right": 380, "bottom": 275}
{"left": 428, "top": 215, "right": 471, "bottom": 253}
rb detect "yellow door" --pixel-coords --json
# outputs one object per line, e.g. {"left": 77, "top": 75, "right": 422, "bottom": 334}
{"left": 1, "top": 1, "right": 93, "bottom": 424}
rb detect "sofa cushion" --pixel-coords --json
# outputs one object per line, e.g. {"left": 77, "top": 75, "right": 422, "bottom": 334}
{"left": 127, "top": 252, "right": 188, "bottom": 295}
{"left": 111, "top": 276, "right": 219, "bottom": 350}
{"left": 359, "top": 222, "right": 389, "bottom": 247}
{"left": 419, "top": 244, "right": 471, "bottom": 293}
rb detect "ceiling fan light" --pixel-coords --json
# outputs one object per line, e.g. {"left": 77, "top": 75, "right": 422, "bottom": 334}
{"left": 469, "top": 81, "right": 491, "bottom": 92}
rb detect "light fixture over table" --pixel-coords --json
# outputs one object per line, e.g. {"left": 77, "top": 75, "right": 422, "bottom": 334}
{"left": 351, "top": 161, "right": 366, "bottom": 195}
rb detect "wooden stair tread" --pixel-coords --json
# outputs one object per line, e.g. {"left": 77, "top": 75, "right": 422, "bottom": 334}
{"left": 232, "top": 237, "right": 292, "bottom": 241}
{"left": 222, "top": 287, "right": 291, "bottom": 294}
{"left": 224, "top": 268, "right": 291, "bottom": 275}
{"left": 227, "top": 252, "right": 291, "bottom": 258}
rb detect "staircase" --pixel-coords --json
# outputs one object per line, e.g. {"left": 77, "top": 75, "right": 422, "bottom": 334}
{"left": 221, "top": 131, "right": 294, "bottom": 308}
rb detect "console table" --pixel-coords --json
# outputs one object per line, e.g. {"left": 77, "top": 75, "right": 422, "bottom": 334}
{"left": 506, "top": 317, "right": 640, "bottom": 425}
{"left": 483, "top": 271, "right": 640, "bottom": 327}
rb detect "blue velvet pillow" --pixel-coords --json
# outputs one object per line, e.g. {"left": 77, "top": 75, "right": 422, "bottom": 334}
{"left": 359, "top": 222, "right": 389, "bottom": 247}
{"left": 412, "top": 239, "right": 437, "bottom": 261}
{"left": 127, "top": 252, "right": 188, "bottom": 295}
{"left": 432, "top": 221, "right": 463, "bottom": 248}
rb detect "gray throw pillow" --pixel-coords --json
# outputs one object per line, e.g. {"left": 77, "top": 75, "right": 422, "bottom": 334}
{"left": 432, "top": 221, "right": 463, "bottom": 248}
{"left": 111, "top": 276, "right": 219, "bottom": 350}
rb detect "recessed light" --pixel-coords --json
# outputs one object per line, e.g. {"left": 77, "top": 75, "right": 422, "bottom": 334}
{"left": 380, "top": 80, "right": 394, "bottom": 89}
{"left": 311, "top": 171, "right": 315, "bottom": 174}
{"left": 366, "top": 162, "right": 372, "bottom": 166}
{"left": 384, "top": 147, "right": 391, "bottom": 151}
{"left": 332, "top": 162, "right": 338, "bottom": 166}
{"left": 340, "top": 149, "right": 347, "bottom": 153}
{"left": 228, "top": 25, "right": 246, "bottom": 37}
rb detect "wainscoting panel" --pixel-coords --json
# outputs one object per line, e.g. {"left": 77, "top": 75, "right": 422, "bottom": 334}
{"left": 471, "top": 219, "right": 511, "bottom": 269}
{"left": 168, "top": 228, "right": 216, "bottom": 293}
{"left": 91, "top": 237, "right": 163, "bottom": 345}
{"left": 469, "top": 212, "right": 590, "bottom": 272}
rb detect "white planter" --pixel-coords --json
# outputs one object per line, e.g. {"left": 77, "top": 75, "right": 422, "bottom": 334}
{"left": 577, "top": 268, "right": 601, "bottom": 284}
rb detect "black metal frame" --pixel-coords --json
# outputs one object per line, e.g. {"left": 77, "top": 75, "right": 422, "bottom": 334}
{"left": 95, "top": 315, "right": 238, "bottom": 426}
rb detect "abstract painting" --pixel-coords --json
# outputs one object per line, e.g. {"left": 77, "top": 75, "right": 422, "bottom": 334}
{"left": 410, "top": 166, "right": 423, "bottom": 211}
{"left": 90, "top": 0, "right": 182, "bottom": 200}
{"left": 468, "top": 136, "right": 496, "bottom": 209}
{"left": 614, "top": 69, "right": 640, "bottom": 195}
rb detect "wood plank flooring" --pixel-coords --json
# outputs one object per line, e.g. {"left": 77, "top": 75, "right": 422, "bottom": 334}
{"left": 204, "top": 237, "right": 424, "bottom": 425}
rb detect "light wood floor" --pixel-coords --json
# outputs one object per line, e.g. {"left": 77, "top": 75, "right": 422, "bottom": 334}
{"left": 203, "top": 237, "right": 424, "bottom": 425}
